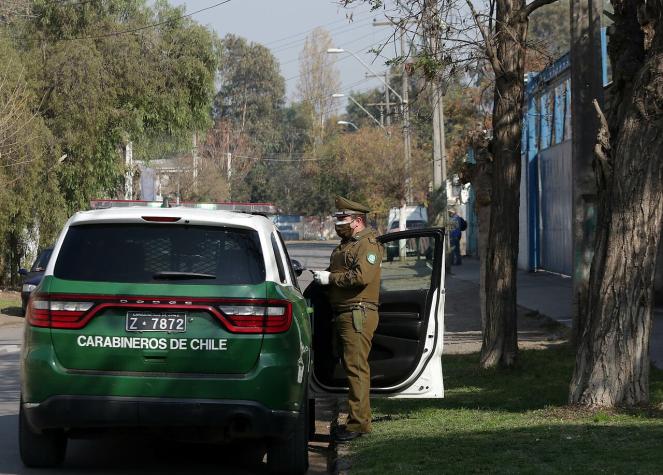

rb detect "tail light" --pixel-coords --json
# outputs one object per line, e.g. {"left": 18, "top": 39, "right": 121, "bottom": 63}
{"left": 27, "top": 294, "right": 95, "bottom": 329}
{"left": 26, "top": 294, "right": 293, "bottom": 334}
{"left": 218, "top": 300, "right": 292, "bottom": 334}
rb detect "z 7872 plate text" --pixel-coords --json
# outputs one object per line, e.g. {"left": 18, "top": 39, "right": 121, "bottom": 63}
{"left": 125, "top": 311, "right": 187, "bottom": 332}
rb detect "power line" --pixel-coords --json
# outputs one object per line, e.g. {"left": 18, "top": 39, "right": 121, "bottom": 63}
{"left": 262, "top": 6, "right": 372, "bottom": 48}
{"left": 60, "top": 0, "right": 232, "bottom": 41}
{"left": 278, "top": 29, "right": 381, "bottom": 68}
{"left": 270, "top": 18, "right": 373, "bottom": 54}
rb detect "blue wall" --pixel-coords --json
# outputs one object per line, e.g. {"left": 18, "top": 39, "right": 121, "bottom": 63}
{"left": 521, "top": 31, "right": 608, "bottom": 274}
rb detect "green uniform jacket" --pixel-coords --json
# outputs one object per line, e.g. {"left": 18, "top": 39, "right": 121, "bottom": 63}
{"left": 328, "top": 228, "right": 384, "bottom": 309}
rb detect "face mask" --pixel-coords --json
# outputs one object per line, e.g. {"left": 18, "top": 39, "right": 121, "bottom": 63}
{"left": 335, "top": 219, "right": 354, "bottom": 239}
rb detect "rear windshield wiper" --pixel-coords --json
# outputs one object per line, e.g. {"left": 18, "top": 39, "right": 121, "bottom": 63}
{"left": 153, "top": 271, "right": 216, "bottom": 280}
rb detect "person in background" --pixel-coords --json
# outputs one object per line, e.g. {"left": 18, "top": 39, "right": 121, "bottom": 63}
{"left": 448, "top": 208, "right": 467, "bottom": 266}
{"left": 312, "top": 196, "right": 383, "bottom": 442}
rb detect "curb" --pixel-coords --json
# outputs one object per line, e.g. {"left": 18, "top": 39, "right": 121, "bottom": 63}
{"left": 330, "top": 405, "right": 352, "bottom": 475}
{"left": 309, "top": 398, "right": 340, "bottom": 474}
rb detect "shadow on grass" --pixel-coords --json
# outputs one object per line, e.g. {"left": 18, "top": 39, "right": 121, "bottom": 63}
{"left": 0, "top": 306, "right": 23, "bottom": 317}
{"left": 349, "top": 423, "right": 663, "bottom": 474}
{"left": 374, "top": 344, "right": 663, "bottom": 415}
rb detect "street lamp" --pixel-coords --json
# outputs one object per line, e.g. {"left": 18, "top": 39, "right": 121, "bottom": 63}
{"left": 328, "top": 46, "right": 412, "bottom": 203}
{"left": 337, "top": 120, "right": 358, "bottom": 131}
{"left": 327, "top": 48, "right": 405, "bottom": 104}
{"left": 332, "top": 93, "right": 389, "bottom": 134}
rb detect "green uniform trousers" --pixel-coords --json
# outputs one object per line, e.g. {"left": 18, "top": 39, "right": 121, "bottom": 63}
{"left": 334, "top": 307, "right": 379, "bottom": 433}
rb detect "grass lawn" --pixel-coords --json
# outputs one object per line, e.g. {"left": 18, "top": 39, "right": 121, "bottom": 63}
{"left": 0, "top": 296, "right": 20, "bottom": 309}
{"left": 349, "top": 344, "right": 663, "bottom": 474}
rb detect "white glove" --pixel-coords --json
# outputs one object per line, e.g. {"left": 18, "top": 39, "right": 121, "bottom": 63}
{"left": 312, "top": 270, "right": 330, "bottom": 285}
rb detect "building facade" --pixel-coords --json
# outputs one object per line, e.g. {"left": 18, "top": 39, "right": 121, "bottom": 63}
{"left": 520, "top": 53, "right": 574, "bottom": 275}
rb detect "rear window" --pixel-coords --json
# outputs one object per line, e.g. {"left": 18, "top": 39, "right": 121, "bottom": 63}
{"left": 32, "top": 248, "right": 52, "bottom": 271}
{"left": 406, "top": 220, "right": 426, "bottom": 229}
{"left": 54, "top": 224, "right": 265, "bottom": 285}
{"left": 389, "top": 220, "right": 426, "bottom": 230}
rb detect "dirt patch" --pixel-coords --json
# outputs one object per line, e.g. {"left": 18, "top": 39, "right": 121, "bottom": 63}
{"left": 444, "top": 277, "right": 569, "bottom": 355}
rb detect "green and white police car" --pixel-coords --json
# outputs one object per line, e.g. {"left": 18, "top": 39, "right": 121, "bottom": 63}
{"left": 20, "top": 203, "right": 446, "bottom": 474}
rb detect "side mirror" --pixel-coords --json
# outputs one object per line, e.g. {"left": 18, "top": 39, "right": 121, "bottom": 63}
{"left": 291, "top": 259, "right": 304, "bottom": 277}
{"left": 19, "top": 268, "right": 28, "bottom": 276}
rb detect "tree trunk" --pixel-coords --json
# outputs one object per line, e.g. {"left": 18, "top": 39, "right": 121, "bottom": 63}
{"left": 466, "top": 134, "right": 493, "bottom": 343}
{"left": 479, "top": 0, "right": 528, "bottom": 368}
{"left": 569, "top": 0, "right": 663, "bottom": 406}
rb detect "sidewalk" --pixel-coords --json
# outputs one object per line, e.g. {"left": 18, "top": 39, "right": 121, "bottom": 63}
{"left": 448, "top": 257, "right": 663, "bottom": 369}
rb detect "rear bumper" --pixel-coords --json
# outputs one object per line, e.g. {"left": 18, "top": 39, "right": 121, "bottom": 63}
{"left": 23, "top": 395, "right": 298, "bottom": 439}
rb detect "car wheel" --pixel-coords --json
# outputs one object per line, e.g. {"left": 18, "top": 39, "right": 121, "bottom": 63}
{"left": 19, "top": 401, "right": 67, "bottom": 468}
{"left": 266, "top": 399, "right": 309, "bottom": 475}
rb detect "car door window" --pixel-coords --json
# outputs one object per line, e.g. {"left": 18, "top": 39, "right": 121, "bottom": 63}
{"left": 271, "top": 233, "right": 288, "bottom": 284}
{"left": 381, "top": 236, "right": 434, "bottom": 292}
{"left": 276, "top": 231, "right": 300, "bottom": 290}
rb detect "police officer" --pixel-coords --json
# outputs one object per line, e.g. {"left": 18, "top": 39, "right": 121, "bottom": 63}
{"left": 313, "top": 196, "right": 383, "bottom": 442}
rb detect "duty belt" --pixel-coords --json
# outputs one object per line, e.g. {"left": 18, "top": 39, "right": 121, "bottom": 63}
{"left": 333, "top": 302, "right": 378, "bottom": 313}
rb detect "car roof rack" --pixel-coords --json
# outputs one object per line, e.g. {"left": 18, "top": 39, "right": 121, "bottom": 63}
{"left": 89, "top": 199, "right": 279, "bottom": 215}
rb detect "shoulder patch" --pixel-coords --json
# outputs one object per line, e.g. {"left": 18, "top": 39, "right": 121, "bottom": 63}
{"left": 367, "top": 253, "right": 377, "bottom": 265}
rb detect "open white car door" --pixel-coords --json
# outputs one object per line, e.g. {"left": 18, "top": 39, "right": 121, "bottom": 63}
{"left": 309, "top": 228, "right": 445, "bottom": 398}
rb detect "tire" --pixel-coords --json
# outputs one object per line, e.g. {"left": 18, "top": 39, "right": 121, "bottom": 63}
{"left": 266, "top": 400, "right": 309, "bottom": 475}
{"left": 19, "top": 402, "right": 67, "bottom": 468}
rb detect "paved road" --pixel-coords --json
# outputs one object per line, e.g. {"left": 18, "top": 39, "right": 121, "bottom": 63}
{"left": 0, "top": 322, "right": 289, "bottom": 475}
{"left": 0, "top": 240, "right": 338, "bottom": 475}
{"left": 287, "top": 241, "right": 337, "bottom": 290}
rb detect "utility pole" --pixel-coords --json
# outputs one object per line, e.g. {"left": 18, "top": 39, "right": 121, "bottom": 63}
{"left": 431, "top": 82, "right": 447, "bottom": 192}
{"left": 385, "top": 69, "right": 391, "bottom": 127}
{"left": 374, "top": 20, "right": 413, "bottom": 203}
{"left": 426, "top": 1, "right": 446, "bottom": 191}
{"left": 192, "top": 131, "right": 199, "bottom": 192}
{"left": 226, "top": 152, "right": 232, "bottom": 199}
{"left": 570, "top": 0, "right": 604, "bottom": 343}
{"left": 424, "top": 0, "right": 447, "bottom": 225}
{"left": 400, "top": 28, "right": 413, "bottom": 204}
{"left": 365, "top": 71, "right": 393, "bottom": 127}
{"left": 124, "top": 141, "right": 133, "bottom": 200}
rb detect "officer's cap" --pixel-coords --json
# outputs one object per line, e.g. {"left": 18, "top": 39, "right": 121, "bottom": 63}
{"left": 334, "top": 195, "right": 371, "bottom": 218}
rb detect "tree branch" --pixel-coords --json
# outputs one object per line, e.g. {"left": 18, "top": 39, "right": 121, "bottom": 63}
{"left": 592, "top": 99, "right": 612, "bottom": 192}
{"left": 464, "top": 0, "right": 502, "bottom": 74}
{"left": 524, "top": 0, "right": 560, "bottom": 18}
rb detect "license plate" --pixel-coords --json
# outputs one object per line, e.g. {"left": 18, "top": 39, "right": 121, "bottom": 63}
{"left": 125, "top": 311, "right": 187, "bottom": 333}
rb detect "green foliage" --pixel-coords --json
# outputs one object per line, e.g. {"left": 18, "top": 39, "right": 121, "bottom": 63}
{"left": 216, "top": 34, "right": 285, "bottom": 149}
{"left": 19, "top": 0, "right": 219, "bottom": 211}
{"left": 0, "top": 34, "right": 67, "bottom": 285}
{"left": 0, "top": 0, "right": 218, "bottom": 285}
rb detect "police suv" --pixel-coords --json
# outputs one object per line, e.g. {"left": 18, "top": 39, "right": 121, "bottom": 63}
{"left": 20, "top": 202, "right": 446, "bottom": 474}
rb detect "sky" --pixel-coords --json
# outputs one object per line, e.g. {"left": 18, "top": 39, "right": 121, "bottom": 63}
{"left": 169, "top": 0, "right": 402, "bottom": 111}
